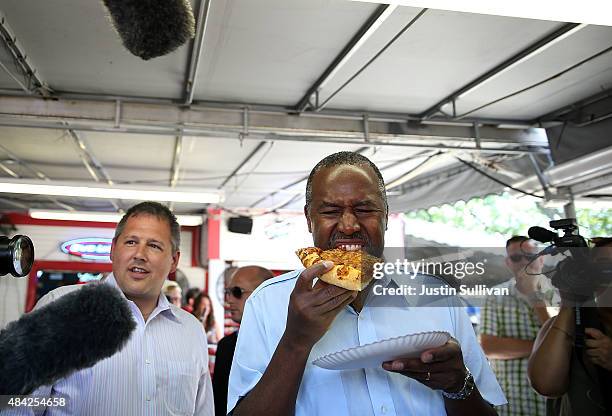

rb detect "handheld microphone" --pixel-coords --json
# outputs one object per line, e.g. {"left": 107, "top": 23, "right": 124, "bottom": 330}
{"left": 101, "top": 0, "right": 195, "bottom": 60}
{"left": 528, "top": 226, "right": 558, "bottom": 243}
{"left": 0, "top": 283, "right": 136, "bottom": 395}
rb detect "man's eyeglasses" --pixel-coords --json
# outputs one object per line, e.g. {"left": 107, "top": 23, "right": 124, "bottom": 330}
{"left": 224, "top": 286, "right": 253, "bottom": 299}
{"left": 508, "top": 254, "right": 537, "bottom": 263}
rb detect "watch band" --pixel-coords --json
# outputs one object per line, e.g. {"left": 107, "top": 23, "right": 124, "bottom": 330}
{"left": 442, "top": 367, "right": 475, "bottom": 400}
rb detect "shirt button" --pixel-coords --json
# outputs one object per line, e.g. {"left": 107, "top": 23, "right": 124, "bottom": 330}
{"left": 145, "top": 359, "right": 151, "bottom": 365}
{"left": 146, "top": 397, "right": 151, "bottom": 402}
{"left": 381, "top": 405, "right": 387, "bottom": 414}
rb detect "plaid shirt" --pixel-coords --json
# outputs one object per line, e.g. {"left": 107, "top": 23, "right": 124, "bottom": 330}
{"left": 481, "top": 279, "right": 555, "bottom": 416}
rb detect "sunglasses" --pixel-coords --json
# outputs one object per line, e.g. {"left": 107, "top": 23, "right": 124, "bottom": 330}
{"left": 509, "top": 254, "right": 537, "bottom": 263}
{"left": 224, "top": 286, "right": 253, "bottom": 299}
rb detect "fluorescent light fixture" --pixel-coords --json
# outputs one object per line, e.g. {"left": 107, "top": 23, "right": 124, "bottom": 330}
{"left": 30, "top": 210, "right": 204, "bottom": 226}
{"left": 0, "top": 179, "right": 223, "bottom": 204}
{"left": 350, "top": 1, "right": 612, "bottom": 26}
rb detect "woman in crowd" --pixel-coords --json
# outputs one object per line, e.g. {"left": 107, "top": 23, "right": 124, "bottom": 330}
{"left": 192, "top": 292, "right": 223, "bottom": 344}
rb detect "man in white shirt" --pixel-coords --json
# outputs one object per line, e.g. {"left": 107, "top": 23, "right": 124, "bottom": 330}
{"left": 228, "top": 151, "right": 505, "bottom": 415}
{"left": 9, "top": 201, "right": 214, "bottom": 416}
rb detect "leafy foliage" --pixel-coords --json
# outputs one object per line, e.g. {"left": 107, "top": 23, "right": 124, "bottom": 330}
{"left": 405, "top": 193, "right": 612, "bottom": 239}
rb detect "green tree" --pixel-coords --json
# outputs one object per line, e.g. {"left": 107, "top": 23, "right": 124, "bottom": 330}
{"left": 405, "top": 193, "right": 612, "bottom": 239}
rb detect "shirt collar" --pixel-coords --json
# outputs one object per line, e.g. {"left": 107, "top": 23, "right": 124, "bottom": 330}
{"left": 103, "top": 273, "right": 180, "bottom": 321}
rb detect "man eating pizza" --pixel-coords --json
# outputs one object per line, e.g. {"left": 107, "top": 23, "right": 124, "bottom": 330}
{"left": 227, "top": 151, "right": 505, "bottom": 415}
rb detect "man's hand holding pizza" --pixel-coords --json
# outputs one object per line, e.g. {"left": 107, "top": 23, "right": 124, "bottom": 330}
{"left": 285, "top": 261, "right": 358, "bottom": 349}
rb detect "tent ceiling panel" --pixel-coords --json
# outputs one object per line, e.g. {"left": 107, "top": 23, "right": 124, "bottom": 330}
{"left": 81, "top": 132, "right": 176, "bottom": 175}
{"left": 0, "top": 127, "right": 85, "bottom": 167}
{"left": 242, "top": 140, "right": 365, "bottom": 172}
{"left": 318, "top": 8, "right": 560, "bottom": 114}
{"left": 0, "top": 0, "right": 189, "bottom": 98}
{"left": 463, "top": 25, "right": 612, "bottom": 119}
{"left": 223, "top": 173, "right": 307, "bottom": 201}
{"left": 0, "top": 72, "right": 17, "bottom": 90}
{"left": 176, "top": 136, "right": 265, "bottom": 179}
{"left": 468, "top": 59, "right": 612, "bottom": 120}
{"left": 0, "top": 46, "right": 25, "bottom": 90}
{"left": 193, "top": 0, "right": 378, "bottom": 105}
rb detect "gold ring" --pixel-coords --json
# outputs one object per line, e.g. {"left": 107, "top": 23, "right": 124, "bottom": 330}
{"left": 425, "top": 371, "right": 431, "bottom": 381}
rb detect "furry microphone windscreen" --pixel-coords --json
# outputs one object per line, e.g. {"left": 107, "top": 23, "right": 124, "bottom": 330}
{"left": 0, "top": 283, "right": 136, "bottom": 395}
{"left": 101, "top": 0, "right": 195, "bottom": 60}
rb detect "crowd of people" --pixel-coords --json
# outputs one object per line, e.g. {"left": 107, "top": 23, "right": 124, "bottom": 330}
{"left": 5, "top": 151, "right": 610, "bottom": 416}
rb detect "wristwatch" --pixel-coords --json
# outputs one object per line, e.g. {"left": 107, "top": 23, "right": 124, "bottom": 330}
{"left": 442, "top": 367, "right": 475, "bottom": 400}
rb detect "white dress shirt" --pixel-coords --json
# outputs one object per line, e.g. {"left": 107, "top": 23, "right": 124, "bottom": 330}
{"left": 228, "top": 270, "right": 506, "bottom": 416}
{"left": 6, "top": 274, "right": 213, "bottom": 416}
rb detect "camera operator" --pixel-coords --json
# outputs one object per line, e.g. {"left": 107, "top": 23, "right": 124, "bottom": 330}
{"left": 528, "top": 237, "right": 612, "bottom": 416}
{"left": 481, "top": 236, "right": 554, "bottom": 416}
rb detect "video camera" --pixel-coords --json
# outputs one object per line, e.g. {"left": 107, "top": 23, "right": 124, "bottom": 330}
{"left": 528, "top": 218, "right": 612, "bottom": 302}
{"left": 0, "top": 235, "right": 35, "bottom": 277}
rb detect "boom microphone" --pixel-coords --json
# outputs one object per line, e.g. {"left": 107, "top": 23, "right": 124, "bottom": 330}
{"left": 0, "top": 283, "right": 136, "bottom": 395}
{"left": 528, "top": 226, "right": 558, "bottom": 243}
{"left": 101, "top": 0, "right": 195, "bottom": 60}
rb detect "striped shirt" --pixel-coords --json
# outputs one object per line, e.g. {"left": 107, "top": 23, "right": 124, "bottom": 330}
{"left": 481, "top": 279, "right": 554, "bottom": 416}
{"left": 8, "top": 274, "right": 213, "bottom": 416}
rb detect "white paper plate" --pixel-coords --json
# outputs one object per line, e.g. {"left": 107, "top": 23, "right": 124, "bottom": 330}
{"left": 312, "top": 331, "right": 451, "bottom": 370}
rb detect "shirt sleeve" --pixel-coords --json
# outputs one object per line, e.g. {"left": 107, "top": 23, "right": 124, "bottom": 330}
{"left": 194, "top": 368, "right": 214, "bottom": 416}
{"left": 226, "top": 296, "right": 270, "bottom": 414}
{"left": 193, "top": 321, "right": 215, "bottom": 416}
{"left": 451, "top": 304, "right": 507, "bottom": 406}
{"left": 480, "top": 295, "right": 498, "bottom": 336}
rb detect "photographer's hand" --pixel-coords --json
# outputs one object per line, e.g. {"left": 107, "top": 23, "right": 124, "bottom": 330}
{"left": 585, "top": 328, "right": 612, "bottom": 371}
{"left": 515, "top": 269, "right": 540, "bottom": 296}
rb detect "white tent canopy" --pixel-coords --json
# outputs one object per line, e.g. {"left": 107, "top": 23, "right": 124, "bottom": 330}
{"left": 0, "top": 0, "right": 610, "bottom": 215}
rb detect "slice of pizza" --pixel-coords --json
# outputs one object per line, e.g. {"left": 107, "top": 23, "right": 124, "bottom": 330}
{"left": 295, "top": 247, "right": 382, "bottom": 291}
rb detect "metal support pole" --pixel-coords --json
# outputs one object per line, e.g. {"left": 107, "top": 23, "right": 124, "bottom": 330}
{"left": 0, "top": 161, "right": 19, "bottom": 178}
{"left": 563, "top": 197, "right": 576, "bottom": 219}
{"left": 0, "top": 13, "right": 51, "bottom": 95}
{"left": 170, "top": 132, "right": 183, "bottom": 188}
{"left": 363, "top": 114, "right": 370, "bottom": 142}
{"left": 528, "top": 153, "right": 550, "bottom": 197}
{"left": 114, "top": 100, "right": 121, "bottom": 128}
{"left": 184, "top": 0, "right": 212, "bottom": 105}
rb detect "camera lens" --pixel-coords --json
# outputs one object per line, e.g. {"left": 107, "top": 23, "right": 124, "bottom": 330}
{"left": 0, "top": 235, "right": 35, "bottom": 277}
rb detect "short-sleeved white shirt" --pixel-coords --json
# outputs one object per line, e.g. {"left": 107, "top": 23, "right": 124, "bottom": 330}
{"left": 228, "top": 270, "right": 506, "bottom": 415}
